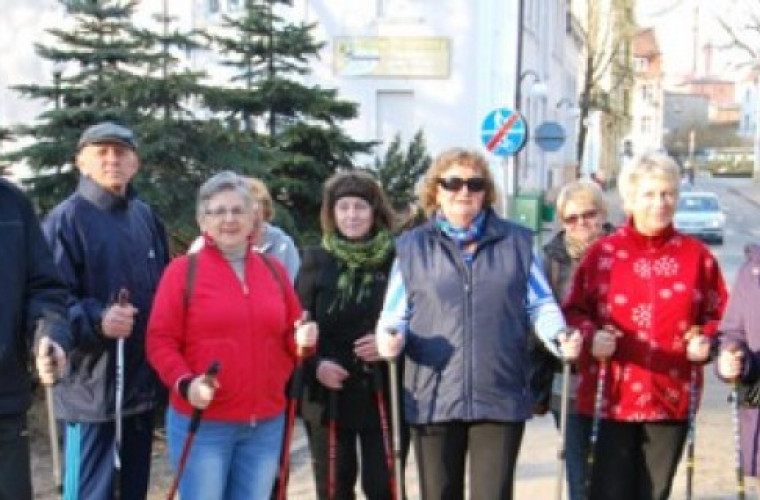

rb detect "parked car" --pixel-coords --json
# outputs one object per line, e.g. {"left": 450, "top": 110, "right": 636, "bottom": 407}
{"left": 674, "top": 191, "right": 725, "bottom": 244}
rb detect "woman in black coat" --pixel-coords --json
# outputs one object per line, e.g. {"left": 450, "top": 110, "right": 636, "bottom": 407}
{"left": 296, "top": 170, "right": 407, "bottom": 499}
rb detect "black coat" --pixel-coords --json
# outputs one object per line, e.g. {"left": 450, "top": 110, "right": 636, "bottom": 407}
{"left": 0, "top": 179, "right": 72, "bottom": 416}
{"left": 295, "top": 246, "right": 396, "bottom": 430}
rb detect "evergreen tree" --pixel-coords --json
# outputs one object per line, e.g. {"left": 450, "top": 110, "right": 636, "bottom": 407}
{"left": 205, "top": 0, "right": 373, "bottom": 240}
{"left": 374, "top": 130, "right": 431, "bottom": 212}
{"left": 7, "top": 0, "right": 241, "bottom": 248}
{"left": 8, "top": 0, "right": 149, "bottom": 210}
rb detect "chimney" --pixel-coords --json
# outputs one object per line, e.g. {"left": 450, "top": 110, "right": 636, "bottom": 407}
{"left": 702, "top": 42, "right": 713, "bottom": 77}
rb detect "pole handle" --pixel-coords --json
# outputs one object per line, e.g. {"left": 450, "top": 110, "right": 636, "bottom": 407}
{"left": 117, "top": 288, "right": 130, "bottom": 306}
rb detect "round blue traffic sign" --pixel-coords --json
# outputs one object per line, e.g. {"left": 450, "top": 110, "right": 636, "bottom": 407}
{"left": 534, "top": 121, "right": 566, "bottom": 152}
{"left": 480, "top": 108, "right": 528, "bottom": 157}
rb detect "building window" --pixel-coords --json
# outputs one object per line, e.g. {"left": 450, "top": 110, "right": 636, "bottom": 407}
{"left": 634, "top": 57, "right": 648, "bottom": 73}
{"left": 641, "top": 84, "right": 653, "bottom": 103}
{"left": 376, "top": 90, "right": 415, "bottom": 146}
{"left": 228, "top": 0, "right": 240, "bottom": 9}
{"left": 209, "top": 0, "right": 220, "bottom": 14}
{"left": 641, "top": 116, "right": 652, "bottom": 134}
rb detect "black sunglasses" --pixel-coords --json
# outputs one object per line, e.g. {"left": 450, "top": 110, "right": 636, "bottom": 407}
{"left": 437, "top": 177, "right": 487, "bottom": 193}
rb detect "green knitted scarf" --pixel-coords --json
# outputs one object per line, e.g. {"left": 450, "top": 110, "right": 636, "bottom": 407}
{"left": 322, "top": 229, "right": 394, "bottom": 310}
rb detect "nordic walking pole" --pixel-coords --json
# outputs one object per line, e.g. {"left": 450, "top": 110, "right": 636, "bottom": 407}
{"left": 166, "top": 361, "right": 221, "bottom": 500}
{"left": 328, "top": 390, "right": 339, "bottom": 500}
{"left": 555, "top": 357, "right": 571, "bottom": 500}
{"left": 727, "top": 345, "right": 746, "bottom": 500}
{"left": 685, "top": 363, "right": 698, "bottom": 500}
{"left": 113, "top": 288, "right": 129, "bottom": 499}
{"left": 386, "top": 329, "right": 405, "bottom": 500}
{"left": 276, "top": 311, "right": 310, "bottom": 500}
{"left": 585, "top": 357, "right": 608, "bottom": 498}
{"left": 41, "top": 336, "right": 62, "bottom": 494}
{"left": 684, "top": 325, "right": 701, "bottom": 500}
{"left": 372, "top": 364, "right": 398, "bottom": 500}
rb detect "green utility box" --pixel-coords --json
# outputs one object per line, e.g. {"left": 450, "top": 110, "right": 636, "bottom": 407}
{"left": 541, "top": 202, "right": 555, "bottom": 223}
{"left": 510, "top": 192, "right": 543, "bottom": 232}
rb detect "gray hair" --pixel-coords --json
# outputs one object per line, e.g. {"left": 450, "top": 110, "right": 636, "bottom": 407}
{"left": 618, "top": 153, "right": 680, "bottom": 211}
{"left": 196, "top": 171, "right": 255, "bottom": 219}
{"left": 555, "top": 180, "right": 607, "bottom": 220}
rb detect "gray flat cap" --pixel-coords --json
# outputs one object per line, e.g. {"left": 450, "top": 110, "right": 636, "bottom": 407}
{"left": 78, "top": 122, "right": 137, "bottom": 150}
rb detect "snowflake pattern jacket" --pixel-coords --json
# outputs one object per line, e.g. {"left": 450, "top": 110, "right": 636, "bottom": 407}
{"left": 562, "top": 220, "right": 727, "bottom": 421}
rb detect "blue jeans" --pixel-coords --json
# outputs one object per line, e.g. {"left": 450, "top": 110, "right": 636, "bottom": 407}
{"left": 167, "top": 407, "right": 284, "bottom": 500}
{"left": 552, "top": 410, "right": 590, "bottom": 500}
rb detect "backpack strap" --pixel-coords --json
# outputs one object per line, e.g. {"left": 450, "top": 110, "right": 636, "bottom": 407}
{"left": 259, "top": 252, "right": 286, "bottom": 298}
{"left": 183, "top": 252, "right": 199, "bottom": 313}
{"left": 183, "top": 251, "right": 284, "bottom": 312}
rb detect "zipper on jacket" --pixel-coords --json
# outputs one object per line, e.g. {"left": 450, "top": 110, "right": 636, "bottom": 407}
{"left": 450, "top": 248, "right": 474, "bottom": 420}
{"left": 463, "top": 265, "right": 474, "bottom": 418}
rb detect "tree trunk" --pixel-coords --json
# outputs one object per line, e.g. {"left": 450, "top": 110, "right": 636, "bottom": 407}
{"left": 576, "top": 54, "right": 595, "bottom": 171}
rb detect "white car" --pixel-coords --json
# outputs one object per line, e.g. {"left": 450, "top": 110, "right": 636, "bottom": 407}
{"left": 673, "top": 192, "right": 726, "bottom": 245}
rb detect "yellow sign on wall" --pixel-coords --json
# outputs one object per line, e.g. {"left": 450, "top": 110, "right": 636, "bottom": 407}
{"left": 333, "top": 37, "right": 450, "bottom": 78}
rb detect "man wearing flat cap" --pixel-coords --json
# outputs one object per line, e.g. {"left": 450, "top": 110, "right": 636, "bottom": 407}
{"left": 43, "top": 122, "right": 170, "bottom": 499}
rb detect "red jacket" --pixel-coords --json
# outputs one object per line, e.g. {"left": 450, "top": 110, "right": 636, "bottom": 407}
{"left": 563, "top": 221, "right": 727, "bottom": 421}
{"left": 147, "top": 245, "right": 302, "bottom": 422}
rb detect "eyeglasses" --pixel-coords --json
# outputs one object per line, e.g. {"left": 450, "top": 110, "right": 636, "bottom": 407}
{"left": 563, "top": 209, "right": 599, "bottom": 225}
{"left": 204, "top": 206, "right": 248, "bottom": 219}
{"left": 437, "top": 177, "right": 487, "bottom": 193}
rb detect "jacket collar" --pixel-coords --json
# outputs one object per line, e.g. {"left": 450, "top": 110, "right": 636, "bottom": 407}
{"left": 543, "top": 230, "right": 571, "bottom": 262}
{"left": 424, "top": 208, "right": 511, "bottom": 245}
{"left": 77, "top": 175, "right": 134, "bottom": 211}
{"left": 621, "top": 217, "right": 675, "bottom": 249}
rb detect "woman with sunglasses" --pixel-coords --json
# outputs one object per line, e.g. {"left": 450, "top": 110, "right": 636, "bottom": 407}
{"left": 562, "top": 153, "right": 727, "bottom": 500}
{"left": 375, "top": 147, "right": 581, "bottom": 499}
{"left": 530, "top": 180, "right": 612, "bottom": 500}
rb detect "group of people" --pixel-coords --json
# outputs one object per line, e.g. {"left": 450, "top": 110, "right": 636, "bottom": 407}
{"left": 4, "top": 120, "right": 760, "bottom": 500}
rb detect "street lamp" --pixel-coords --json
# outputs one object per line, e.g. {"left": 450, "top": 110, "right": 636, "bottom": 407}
{"left": 516, "top": 70, "right": 548, "bottom": 111}
{"left": 556, "top": 97, "right": 581, "bottom": 118}
{"left": 513, "top": 69, "right": 547, "bottom": 197}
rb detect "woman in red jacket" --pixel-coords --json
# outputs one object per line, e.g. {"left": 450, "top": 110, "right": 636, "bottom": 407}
{"left": 562, "top": 154, "right": 727, "bottom": 500}
{"left": 147, "top": 171, "right": 318, "bottom": 500}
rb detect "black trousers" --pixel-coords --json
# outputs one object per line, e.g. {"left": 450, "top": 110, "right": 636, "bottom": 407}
{"left": 304, "top": 418, "right": 408, "bottom": 500}
{"left": 412, "top": 420, "right": 525, "bottom": 500}
{"left": 0, "top": 413, "right": 32, "bottom": 500}
{"left": 584, "top": 418, "right": 688, "bottom": 500}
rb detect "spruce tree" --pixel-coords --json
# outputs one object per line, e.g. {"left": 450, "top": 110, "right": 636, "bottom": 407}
{"left": 205, "top": 0, "right": 373, "bottom": 241}
{"left": 373, "top": 129, "right": 431, "bottom": 213}
{"left": 7, "top": 0, "right": 242, "bottom": 247}
{"left": 8, "top": 0, "right": 149, "bottom": 210}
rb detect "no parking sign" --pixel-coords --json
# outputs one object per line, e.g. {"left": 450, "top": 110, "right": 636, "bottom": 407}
{"left": 480, "top": 107, "right": 528, "bottom": 157}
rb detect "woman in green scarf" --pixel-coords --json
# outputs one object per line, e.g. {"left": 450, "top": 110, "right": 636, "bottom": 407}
{"left": 296, "top": 170, "right": 407, "bottom": 499}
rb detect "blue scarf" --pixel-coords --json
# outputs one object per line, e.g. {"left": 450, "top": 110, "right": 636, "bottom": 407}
{"left": 435, "top": 210, "right": 487, "bottom": 263}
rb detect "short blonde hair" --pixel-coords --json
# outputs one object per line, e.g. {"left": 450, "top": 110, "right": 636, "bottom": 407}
{"left": 417, "top": 148, "right": 498, "bottom": 216}
{"left": 618, "top": 153, "right": 680, "bottom": 211}
{"left": 555, "top": 180, "right": 607, "bottom": 221}
{"left": 247, "top": 177, "right": 274, "bottom": 222}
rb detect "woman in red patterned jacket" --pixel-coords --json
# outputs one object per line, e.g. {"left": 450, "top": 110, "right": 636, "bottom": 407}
{"left": 562, "top": 153, "right": 727, "bottom": 500}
